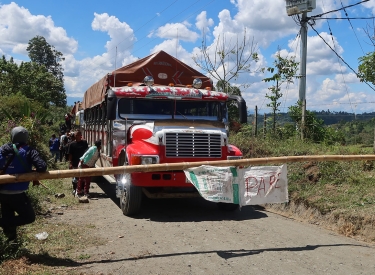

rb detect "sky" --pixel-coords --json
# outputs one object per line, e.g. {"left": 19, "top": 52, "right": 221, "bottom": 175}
{"left": 0, "top": 0, "right": 375, "bottom": 116}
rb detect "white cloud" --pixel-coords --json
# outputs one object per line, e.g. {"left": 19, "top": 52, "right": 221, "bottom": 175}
{"left": 149, "top": 39, "right": 194, "bottom": 67}
{"left": 64, "top": 13, "right": 138, "bottom": 98}
{"left": 195, "top": 11, "right": 214, "bottom": 35}
{"left": 151, "top": 22, "right": 199, "bottom": 42}
{"left": 92, "top": 12, "right": 136, "bottom": 61}
{"left": 363, "top": 0, "right": 375, "bottom": 13}
{"left": 0, "top": 2, "right": 77, "bottom": 56}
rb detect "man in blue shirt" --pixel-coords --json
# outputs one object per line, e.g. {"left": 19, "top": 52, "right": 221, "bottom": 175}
{"left": 0, "top": 126, "right": 47, "bottom": 242}
{"left": 49, "top": 134, "right": 60, "bottom": 163}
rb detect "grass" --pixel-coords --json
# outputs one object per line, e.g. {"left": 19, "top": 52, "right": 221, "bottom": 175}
{"left": 233, "top": 135, "right": 375, "bottom": 241}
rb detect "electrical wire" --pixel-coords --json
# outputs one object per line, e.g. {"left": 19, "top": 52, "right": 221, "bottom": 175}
{"left": 321, "top": 1, "right": 354, "bottom": 114}
{"left": 308, "top": 22, "right": 375, "bottom": 92}
{"left": 106, "top": 0, "right": 180, "bottom": 55}
{"left": 314, "top": 17, "right": 375, "bottom": 20}
{"left": 129, "top": 0, "right": 216, "bottom": 56}
{"left": 340, "top": 1, "right": 366, "bottom": 55}
{"left": 310, "top": 0, "right": 370, "bottom": 19}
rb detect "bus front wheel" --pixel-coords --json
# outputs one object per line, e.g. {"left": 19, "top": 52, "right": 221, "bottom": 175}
{"left": 120, "top": 180, "right": 143, "bottom": 216}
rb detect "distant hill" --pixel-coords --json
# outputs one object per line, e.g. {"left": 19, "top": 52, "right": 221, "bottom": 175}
{"left": 248, "top": 111, "right": 375, "bottom": 125}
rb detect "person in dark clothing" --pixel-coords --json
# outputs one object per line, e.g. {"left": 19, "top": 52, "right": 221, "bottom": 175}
{"left": 65, "top": 113, "right": 72, "bottom": 131}
{"left": 59, "top": 130, "right": 70, "bottom": 162}
{"left": 67, "top": 130, "right": 88, "bottom": 195}
{"left": 0, "top": 126, "right": 47, "bottom": 242}
{"left": 49, "top": 134, "right": 60, "bottom": 163}
{"left": 64, "top": 132, "right": 75, "bottom": 164}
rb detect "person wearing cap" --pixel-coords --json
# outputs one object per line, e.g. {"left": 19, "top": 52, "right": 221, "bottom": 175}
{"left": 76, "top": 139, "right": 103, "bottom": 198}
{"left": 0, "top": 126, "right": 47, "bottom": 242}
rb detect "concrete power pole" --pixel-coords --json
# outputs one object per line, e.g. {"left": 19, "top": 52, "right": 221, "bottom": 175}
{"left": 300, "top": 12, "right": 308, "bottom": 140}
{"left": 285, "top": 0, "right": 316, "bottom": 140}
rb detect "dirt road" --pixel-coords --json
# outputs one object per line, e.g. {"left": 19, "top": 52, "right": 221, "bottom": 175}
{"left": 52, "top": 177, "right": 375, "bottom": 275}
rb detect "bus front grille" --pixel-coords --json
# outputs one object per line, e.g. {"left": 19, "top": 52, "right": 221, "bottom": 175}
{"left": 165, "top": 133, "right": 222, "bottom": 158}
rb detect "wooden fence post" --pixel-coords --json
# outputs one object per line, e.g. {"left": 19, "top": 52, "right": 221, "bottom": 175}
{"left": 263, "top": 113, "right": 267, "bottom": 138}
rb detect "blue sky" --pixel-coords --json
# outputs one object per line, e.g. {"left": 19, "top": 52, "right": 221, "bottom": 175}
{"left": 0, "top": 0, "right": 374, "bottom": 115}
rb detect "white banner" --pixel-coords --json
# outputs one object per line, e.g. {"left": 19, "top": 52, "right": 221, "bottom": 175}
{"left": 184, "top": 165, "right": 288, "bottom": 206}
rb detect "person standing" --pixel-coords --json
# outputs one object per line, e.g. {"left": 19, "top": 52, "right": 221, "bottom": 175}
{"left": 59, "top": 130, "right": 69, "bottom": 162}
{"left": 76, "top": 139, "right": 103, "bottom": 197}
{"left": 64, "top": 132, "right": 75, "bottom": 164}
{"left": 67, "top": 130, "right": 88, "bottom": 195}
{"left": 49, "top": 134, "right": 60, "bottom": 163}
{"left": 0, "top": 126, "right": 47, "bottom": 242}
{"left": 65, "top": 113, "right": 72, "bottom": 131}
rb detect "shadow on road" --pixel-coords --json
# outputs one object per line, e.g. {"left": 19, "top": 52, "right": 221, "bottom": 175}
{"left": 27, "top": 243, "right": 370, "bottom": 268}
{"left": 93, "top": 176, "right": 268, "bottom": 222}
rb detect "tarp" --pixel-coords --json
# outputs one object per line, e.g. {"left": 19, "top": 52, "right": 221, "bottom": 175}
{"left": 82, "top": 51, "right": 212, "bottom": 109}
{"left": 184, "top": 165, "right": 288, "bottom": 206}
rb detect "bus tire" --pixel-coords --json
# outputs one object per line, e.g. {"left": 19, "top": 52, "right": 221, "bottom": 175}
{"left": 120, "top": 180, "right": 143, "bottom": 216}
{"left": 217, "top": 202, "right": 239, "bottom": 211}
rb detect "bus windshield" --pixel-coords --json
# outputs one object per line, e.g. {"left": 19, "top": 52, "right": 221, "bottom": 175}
{"left": 118, "top": 98, "right": 223, "bottom": 121}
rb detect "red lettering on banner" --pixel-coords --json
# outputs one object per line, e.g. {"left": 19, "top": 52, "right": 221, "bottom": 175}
{"left": 258, "top": 177, "right": 265, "bottom": 195}
{"left": 244, "top": 171, "right": 282, "bottom": 197}
{"left": 269, "top": 173, "right": 281, "bottom": 189}
{"left": 245, "top": 176, "right": 258, "bottom": 197}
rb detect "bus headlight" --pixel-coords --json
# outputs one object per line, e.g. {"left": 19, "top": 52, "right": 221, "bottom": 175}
{"left": 131, "top": 155, "right": 160, "bottom": 165}
{"left": 141, "top": 156, "right": 159, "bottom": 165}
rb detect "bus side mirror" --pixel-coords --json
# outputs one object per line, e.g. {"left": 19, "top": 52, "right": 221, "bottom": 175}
{"left": 228, "top": 95, "right": 247, "bottom": 124}
{"left": 107, "top": 89, "right": 117, "bottom": 120}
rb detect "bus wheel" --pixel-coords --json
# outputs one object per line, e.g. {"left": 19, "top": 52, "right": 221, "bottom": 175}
{"left": 120, "top": 180, "right": 143, "bottom": 216}
{"left": 217, "top": 202, "right": 239, "bottom": 211}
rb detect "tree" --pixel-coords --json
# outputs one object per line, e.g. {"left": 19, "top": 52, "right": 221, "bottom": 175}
{"left": 357, "top": 21, "right": 375, "bottom": 85}
{"left": 0, "top": 56, "right": 19, "bottom": 96}
{"left": 17, "top": 62, "right": 66, "bottom": 107}
{"left": 26, "top": 36, "right": 67, "bottom": 107}
{"left": 192, "top": 29, "right": 261, "bottom": 93}
{"left": 358, "top": 52, "right": 375, "bottom": 85}
{"left": 216, "top": 80, "right": 242, "bottom": 125}
{"left": 263, "top": 52, "right": 298, "bottom": 133}
{"left": 27, "top": 36, "right": 65, "bottom": 80}
{"left": 288, "top": 102, "right": 326, "bottom": 143}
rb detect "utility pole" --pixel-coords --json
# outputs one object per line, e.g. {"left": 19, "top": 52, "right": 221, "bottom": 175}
{"left": 285, "top": 0, "right": 316, "bottom": 140}
{"left": 300, "top": 12, "right": 308, "bottom": 140}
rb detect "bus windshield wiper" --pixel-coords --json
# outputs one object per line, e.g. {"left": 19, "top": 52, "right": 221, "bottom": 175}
{"left": 176, "top": 111, "right": 187, "bottom": 120}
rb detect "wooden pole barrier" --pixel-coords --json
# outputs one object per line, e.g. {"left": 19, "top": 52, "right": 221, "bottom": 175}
{"left": 0, "top": 155, "right": 374, "bottom": 184}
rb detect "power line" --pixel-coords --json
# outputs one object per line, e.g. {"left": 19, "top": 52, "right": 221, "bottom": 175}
{"left": 130, "top": 0, "right": 216, "bottom": 56}
{"left": 340, "top": 0, "right": 366, "bottom": 55}
{"left": 106, "top": 0, "right": 180, "bottom": 55}
{"left": 310, "top": 0, "right": 370, "bottom": 19}
{"left": 321, "top": 1, "right": 354, "bottom": 114}
{"left": 308, "top": 23, "right": 375, "bottom": 92}
{"left": 314, "top": 17, "right": 375, "bottom": 20}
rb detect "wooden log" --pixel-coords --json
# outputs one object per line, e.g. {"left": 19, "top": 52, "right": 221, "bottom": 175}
{"left": 0, "top": 155, "right": 374, "bottom": 184}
